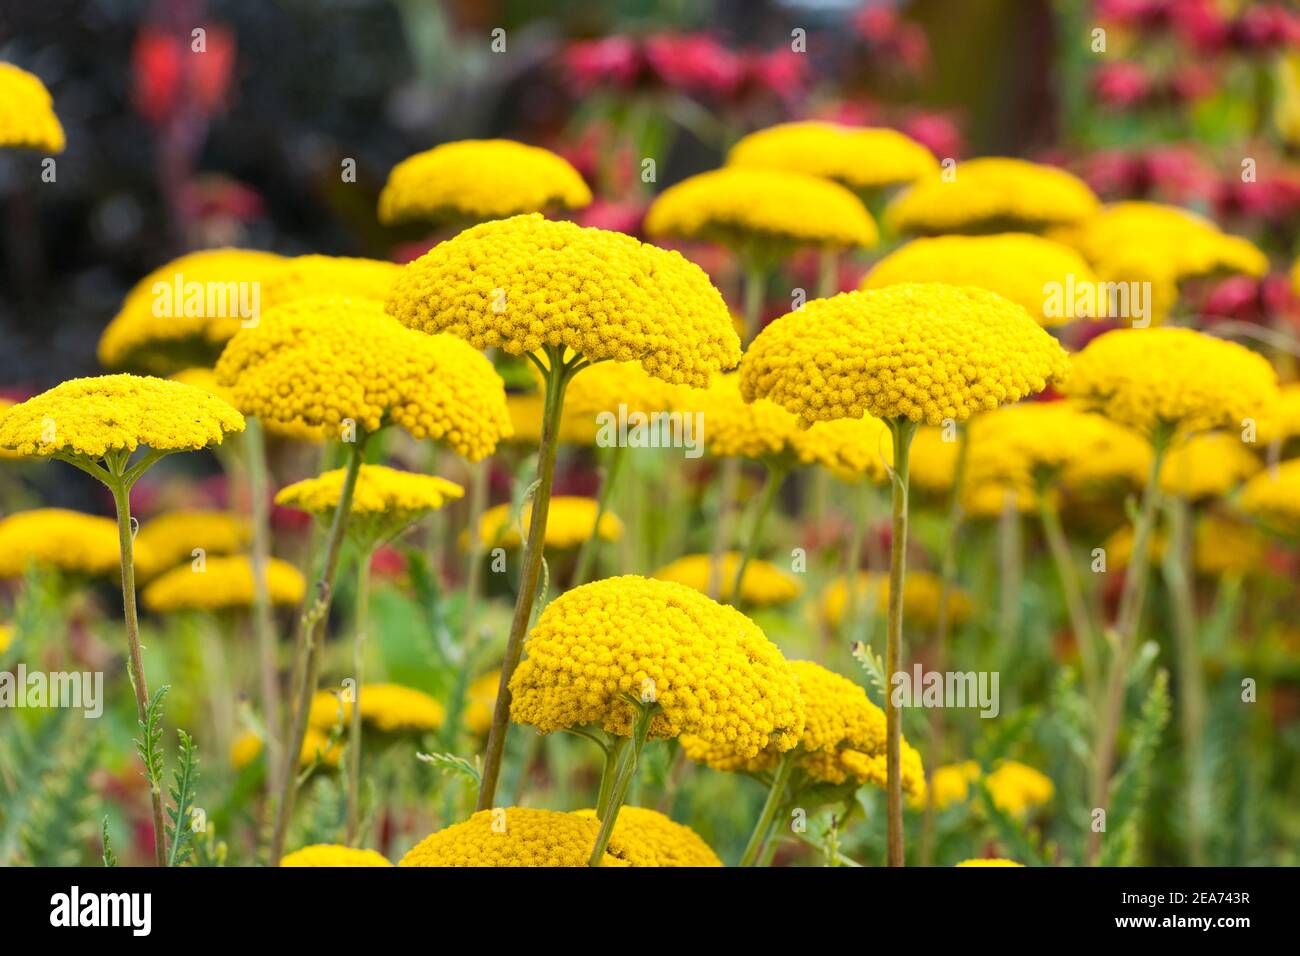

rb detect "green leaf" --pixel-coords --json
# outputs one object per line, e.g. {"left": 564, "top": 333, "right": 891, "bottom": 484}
{"left": 1100, "top": 669, "right": 1170, "bottom": 867}
{"left": 165, "top": 729, "right": 200, "bottom": 867}
{"left": 101, "top": 817, "right": 117, "bottom": 868}
{"left": 417, "top": 751, "right": 481, "bottom": 784}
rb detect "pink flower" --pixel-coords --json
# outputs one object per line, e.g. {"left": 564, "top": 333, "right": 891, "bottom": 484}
{"left": 644, "top": 33, "right": 742, "bottom": 97}
{"left": 574, "top": 199, "right": 645, "bottom": 235}
{"left": 899, "top": 112, "right": 963, "bottom": 160}
{"left": 1093, "top": 61, "right": 1152, "bottom": 109}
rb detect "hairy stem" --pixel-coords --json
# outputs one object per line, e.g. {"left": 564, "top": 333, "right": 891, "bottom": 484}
{"left": 739, "top": 751, "right": 796, "bottom": 867}
{"left": 244, "top": 417, "right": 282, "bottom": 779}
{"left": 345, "top": 547, "right": 373, "bottom": 845}
{"left": 884, "top": 418, "right": 918, "bottom": 867}
{"left": 588, "top": 702, "right": 655, "bottom": 866}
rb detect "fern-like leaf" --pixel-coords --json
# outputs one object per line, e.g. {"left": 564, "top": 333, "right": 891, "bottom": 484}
{"left": 135, "top": 685, "right": 170, "bottom": 796}
{"left": 1100, "top": 668, "right": 1170, "bottom": 867}
{"left": 165, "top": 729, "right": 199, "bottom": 867}
{"left": 417, "top": 751, "right": 481, "bottom": 784}
{"left": 101, "top": 817, "right": 117, "bottom": 868}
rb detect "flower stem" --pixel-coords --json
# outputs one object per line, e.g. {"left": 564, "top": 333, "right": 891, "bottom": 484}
{"left": 739, "top": 751, "right": 796, "bottom": 867}
{"left": 838, "top": 481, "right": 872, "bottom": 648}
{"left": 884, "top": 417, "right": 918, "bottom": 867}
{"left": 1037, "top": 484, "right": 1101, "bottom": 706}
{"left": 572, "top": 442, "right": 626, "bottom": 586}
{"left": 588, "top": 701, "right": 655, "bottom": 866}
{"left": 345, "top": 547, "right": 374, "bottom": 846}
{"left": 816, "top": 247, "right": 838, "bottom": 301}
{"left": 460, "top": 457, "right": 490, "bottom": 657}
{"left": 707, "top": 457, "right": 741, "bottom": 599}
{"left": 730, "top": 461, "right": 788, "bottom": 603}
{"left": 244, "top": 416, "right": 282, "bottom": 778}
{"left": 742, "top": 259, "right": 767, "bottom": 345}
{"left": 595, "top": 735, "right": 627, "bottom": 819}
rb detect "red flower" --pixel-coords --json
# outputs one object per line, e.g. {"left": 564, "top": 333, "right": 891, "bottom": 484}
{"left": 574, "top": 199, "right": 646, "bottom": 235}
{"left": 131, "top": 23, "right": 236, "bottom": 126}
{"left": 561, "top": 36, "right": 641, "bottom": 93}
{"left": 738, "top": 48, "right": 810, "bottom": 103}
{"left": 644, "top": 33, "right": 742, "bottom": 97}
{"left": 1093, "top": 61, "right": 1153, "bottom": 109}
{"left": 899, "top": 112, "right": 963, "bottom": 160}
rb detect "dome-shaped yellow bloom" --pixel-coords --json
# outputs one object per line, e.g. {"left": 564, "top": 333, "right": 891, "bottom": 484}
{"left": 562, "top": 359, "right": 686, "bottom": 423}
{"left": 0, "top": 508, "right": 155, "bottom": 578}
{"left": 886, "top": 158, "right": 1099, "bottom": 236}
{"left": 645, "top": 167, "right": 878, "bottom": 252}
{"left": 794, "top": 416, "right": 896, "bottom": 483}
{"left": 1259, "top": 383, "right": 1300, "bottom": 445}
{"left": 142, "top": 555, "right": 306, "bottom": 612}
{"left": 0, "top": 63, "right": 64, "bottom": 152}
{"left": 1193, "top": 515, "right": 1266, "bottom": 577}
{"left": 257, "top": 255, "right": 402, "bottom": 309}
{"left": 908, "top": 426, "right": 963, "bottom": 493}
{"left": 473, "top": 495, "right": 622, "bottom": 549}
{"left": 726, "top": 121, "right": 938, "bottom": 191}
{"left": 97, "top": 249, "right": 287, "bottom": 374}
{"left": 861, "top": 233, "right": 1098, "bottom": 326}
{"left": 984, "top": 760, "right": 1054, "bottom": 816}
{"left": 821, "top": 571, "right": 972, "bottom": 632}
{"left": 463, "top": 670, "right": 500, "bottom": 736}
{"left": 923, "top": 760, "right": 981, "bottom": 810}
{"left": 308, "top": 683, "right": 444, "bottom": 734}
{"left": 571, "top": 806, "right": 723, "bottom": 867}
{"left": 1160, "top": 432, "right": 1261, "bottom": 500}
{"left": 400, "top": 808, "right": 627, "bottom": 867}
{"left": 0, "top": 374, "right": 244, "bottom": 461}
{"left": 742, "top": 284, "right": 1069, "bottom": 426}
{"left": 1063, "top": 328, "right": 1279, "bottom": 437}
{"left": 386, "top": 214, "right": 740, "bottom": 389}
{"left": 168, "top": 367, "right": 326, "bottom": 443}
{"left": 1240, "top": 458, "right": 1300, "bottom": 535}
{"left": 276, "top": 464, "right": 463, "bottom": 546}
{"left": 214, "top": 296, "right": 510, "bottom": 459}
{"left": 134, "top": 510, "right": 250, "bottom": 579}
{"left": 956, "top": 858, "right": 1024, "bottom": 867}
{"left": 280, "top": 844, "right": 392, "bottom": 867}
{"left": 676, "top": 373, "right": 799, "bottom": 460}
{"left": 505, "top": 392, "right": 597, "bottom": 446}
{"left": 378, "top": 140, "right": 592, "bottom": 225}
{"left": 509, "top": 576, "right": 804, "bottom": 757}
{"left": 652, "top": 552, "right": 801, "bottom": 607}
{"left": 230, "top": 727, "right": 340, "bottom": 770}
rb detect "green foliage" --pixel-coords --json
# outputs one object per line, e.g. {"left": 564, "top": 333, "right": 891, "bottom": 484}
{"left": 416, "top": 750, "right": 481, "bottom": 784}
{"left": 135, "top": 685, "right": 170, "bottom": 796}
{"left": 0, "top": 709, "right": 75, "bottom": 864}
{"left": 19, "top": 726, "right": 100, "bottom": 866}
{"left": 165, "top": 729, "right": 200, "bottom": 867}
{"left": 1100, "top": 668, "right": 1171, "bottom": 867}
{"left": 101, "top": 817, "right": 117, "bottom": 868}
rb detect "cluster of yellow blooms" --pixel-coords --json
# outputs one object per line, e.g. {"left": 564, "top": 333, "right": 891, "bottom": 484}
{"left": 676, "top": 373, "right": 800, "bottom": 460}
{"left": 925, "top": 759, "right": 1055, "bottom": 816}
{"left": 741, "top": 284, "right": 1070, "bottom": 426}
{"left": 508, "top": 576, "right": 805, "bottom": 757}
{"left": 276, "top": 464, "right": 463, "bottom": 546}
{"left": 0, "top": 509, "right": 145, "bottom": 579}
{"left": 1241, "top": 459, "right": 1300, "bottom": 535}
{"left": 168, "top": 367, "right": 326, "bottom": 443}
{"left": 142, "top": 555, "right": 306, "bottom": 613}
{"left": 214, "top": 296, "right": 511, "bottom": 459}
{"left": 378, "top": 139, "right": 592, "bottom": 225}
{"left": 0, "top": 63, "right": 65, "bottom": 152}
{"left": 1159, "top": 432, "right": 1262, "bottom": 500}
{"left": 820, "top": 570, "right": 973, "bottom": 632}
{"left": 256, "top": 254, "right": 403, "bottom": 310}
{"left": 230, "top": 727, "right": 340, "bottom": 771}
{"left": 1260, "top": 383, "right": 1300, "bottom": 444}
{"left": 906, "top": 425, "right": 964, "bottom": 493}
{"left": 474, "top": 495, "right": 622, "bottom": 549}
{"left": 463, "top": 670, "right": 501, "bottom": 737}
{"left": 309, "top": 684, "right": 445, "bottom": 735}
{"left": 571, "top": 806, "right": 723, "bottom": 866}
{"left": 726, "top": 121, "right": 938, "bottom": 190}
{"left": 652, "top": 552, "right": 801, "bottom": 607}
{"left": 386, "top": 214, "right": 740, "bottom": 388}
{"left": 134, "top": 510, "right": 251, "bottom": 579}
{"left": 280, "top": 845, "right": 392, "bottom": 867}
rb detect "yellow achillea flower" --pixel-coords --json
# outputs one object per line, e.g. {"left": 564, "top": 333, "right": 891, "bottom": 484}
{"left": 133, "top": 510, "right": 250, "bottom": 579}
{"left": 386, "top": 214, "right": 740, "bottom": 389}
{"left": 0, "top": 63, "right": 64, "bottom": 152}
{"left": 984, "top": 760, "right": 1054, "bottom": 816}
{"left": 793, "top": 416, "right": 894, "bottom": 483}
{"left": 230, "top": 727, "right": 340, "bottom": 770}
{"left": 215, "top": 296, "right": 510, "bottom": 459}
{"left": 726, "top": 121, "right": 938, "bottom": 190}
{"left": 280, "top": 845, "right": 392, "bottom": 867}
{"left": 169, "top": 366, "right": 326, "bottom": 443}
{"left": 1259, "top": 383, "right": 1300, "bottom": 444}
{"left": 0, "top": 624, "right": 12, "bottom": 654}
{"left": 505, "top": 392, "right": 589, "bottom": 445}
{"left": 886, "top": 157, "right": 1099, "bottom": 236}
{"left": 0, "top": 508, "right": 151, "bottom": 578}
{"left": 277, "top": 464, "right": 463, "bottom": 547}
{"left": 257, "top": 255, "right": 402, "bottom": 309}
{"left": 308, "top": 683, "right": 444, "bottom": 734}
{"left": 402, "top": 808, "right": 628, "bottom": 867}
{"left": 821, "top": 571, "right": 972, "bottom": 631}
{"left": 1240, "top": 458, "right": 1300, "bottom": 535}
{"left": 463, "top": 670, "right": 500, "bottom": 736}
{"left": 509, "top": 576, "right": 805, "bottom": 757}
{"left": 676, "top": 373, "right": 799, "bottom": 460}
{"left": 378, "top": 139, "right": 591, "bottom": 225}
{"left": 907, "top": 426, "right": 963, "bottom": 493}
{"left": 0, "top": 374, "right": 244, "bottom": 460}
{"left": 652, "top": 552, "right": 801, "bottom": 607}
{"left": 571, "top": 806, "right": 723, "bottom": 867}
{"left": 645, "top": 167, "right": 878, "bottom": 252}
{"left": 921, "top": 760, "right": 981, "bottom": 810}
{"left": 1064, "top": 328, "right": 1279, "bottom": 438}
{"left": 97, "top": 249, "right": 286, "bottom": 374}
{"left": 1192, "top": 515, "right": 1266, "bottom": 577}
{"left": 956, "top": 858, "right": 1024, "bottom": 867}
{"left": 142, "top": 555, "right": 306, "bottom": 612}
{"left": 861, "top": 233, "right": 1098, "bottom": 326}
{"left": 1160, "top": 432, "right": 1261, "bottom": 500}
{"left": 562, "top": 359, "right": 686, "bottom": 424}
{"left": 474, "top": 495, "right": 622, "bottom": 549}
{"left": 741, "top": 284, "right": 1069, "bottom": 426}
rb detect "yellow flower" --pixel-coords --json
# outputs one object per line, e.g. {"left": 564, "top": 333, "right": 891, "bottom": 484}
{"left": 1241, "top": 458, "right": 1300, "bottom": 536}
{"left": 280, "top": 844, "right": 392, "bottom": 867}
{"left": 924, "top": 760, "right": 981, "bottom": 810}
{"left": 463, "top": 670, "right": 500, "bottom": 736}
{"left": 1063, "top": 328, "right": 1279, "bottom": 438}
{"left": 508, "top": 576, "right": 804, "bottom": 757}
{"left": 97, "top": 249, "right": 286, "bottom": 374}
{"left": 571, "top": 806, "right": 723, "bottom": 867}
{"left": 956, "top": 858, "right": 1024, "bottom": 867}
{"left": 473, "top": 496, "right": 622, "bottom": 549}
{"left": 1259, "top": 383, "right": 1300, "bottom": 444}
{"left": 908, "top": 426, "right": 963, "bottom": 493}
{"left": 0, "top": 509, "right": 156, "bottom": 578}
{"left": 214, "top": 296, "right": 510, "bottom": 459}
{"left": 741, "top": 284, "right": 1069, "bottom": 426}
{"left": 308, "top": 683, "right": 445, "bottom": 734}
{"left": 401, "top": 808, "right": 627, "bottom": 867}
{"left": 652, "top": 552, "right": 801, "bottom": 607}
{"left": 134, "top": 510, "right": 250, "bottom": 579}
{"left": 0, "top": 63, "right": 64, "bottom": 152}
{"left": 1193, "top": 515, "right": 1265, "bottom": 577}
{"left": 386, "top": 214, "right": 740, "bottom": 389}
{"left": 0, "top": 624, "right": 12, "bottom": 654}
{"left": 1160, "top": 432, "right": 1261, "bottom": 500}
{"left": 168, "top": 367, "right": 326, "bottom": 443}
{"left": 726, "top": 121, "right": 938, "bottom": 190}
{"left": 378, "top": 140, "right": 591, "bottom": 225}
{"left": 505, "top": 392, "right": 598, "bottom": 446}
{"left": 276, "top": 464, "right": 463, "bottom": 546}
{"left": 886, "top": 157, "right": 1099, "bottom": 235}
{"left": 675, "top": 373, "right": 799, "bottom": 460}
{"left": 0, "top": 374, "right": 244, "bottom": 461}
{"left": 984, "top": 760, "right": 1054, "bottom": 816}
{"left": 821, "top": 571, "right": 971, "bottom": 632}
{"left": 257, "top": 255, "right": 403, "bottom": 308}
{"left": 645, "top": 167, "right": 878, "bottom": 252}
{"left": 562, "top": 359, "right": 687, "bottom": 423}
{"left": 142, "top": 555, "right": 305, "bottom": 612}
{"left": 230, "top": 727, "right": 340, "bottom": 770}
{"left": 793, "top": 416, "right": 895, "bottom": 483}
{"left": 861, "top": 233, "right": 1099, "bottom": 326}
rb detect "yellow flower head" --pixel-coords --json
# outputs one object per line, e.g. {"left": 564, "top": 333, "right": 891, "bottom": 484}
{"left": 230, "top": 728, "right": 340, "bottom": 770}
{"left": 134, "top": 510, "right": 250, "bottom": 579}
{"left": 508, "top": 575, "right": 805, "bottom": 756}
{"left": 571, "top": 806, "right": 723, "bottom": 867}
{"left": 1160, "top": 432, "right": 1261, "bottom": 500}
{"left": 1259, "top": 383, "right": 1300, "bottom": 445}
{"left": 214, "top": 296, "right": 510, "bottom": 459}
{"left": 741, "top": 284, "right": 1069, "bottom": 426}
{"left": 386, "top": 214, "right": 740, "bottom": 389}
{"left": 97, "top": 249, "right": 286, "bottom": 374}
{"left": 400, "top": 808, "right": 627, "bottom": 867}
{"left": 309, "top": 683, "right": 444, "bottom": 735}
{"left": 0, "top": 624, "right": 12, "bottom": 654}
{"left": 908, "top": 425, "right": 963, "bottom": 492}
{"left": 168, "top": 367, "right": 326, "bottom": 443}
{"left": 562, "top": 359, "right": 686, "bottom": 423}
{"left": 652, "top": 552, "right": 801, "bottom": 607}
{"left": 0, "top": 63, "right": 64, "bottom": 152}
{"left": 984, "top": 760, "right": 1054, "bottom": 816}
{"left": 378, "top": 140, "right": 592, "bottom": 225}
{"left": 886, "top": 157, "right": 1100, "bottom": 236}
{"left": 726, "top": 121, "right": 938, "bottom": 190}
{"left": 276, "top": 464, "right": 463, "bottom": 547}
{"left": 1193, "top": 514, "right": 1266, "bottom": 577}
{"left": 463, "top": 670, "right": 501, "bottom": 736}
{"left": 505, "top": 392, "right": 596, "bottom": 446}
{"left": 793, "top": 416, "right": 894, "bottom": 482}
{"left": 1241, "top": 458, "right": 1300, "bottom": 536}
{"left": 645, "top": 167, "right": 878, "bottom": 253}
{"left": 924, "top": 760, "right": 981, "bottom": 810}
{"left": 473, "top": 495, "right": 621, "bottom": 550}
{"left": 1063, "top": 328, "right": 1279, "bottom": 438}
{"left": 821, "top": 571, "right": 971, "bottom": 631}
{"left": 0, "top": 509, "right": 152, "bottom": 579}
{"left": 0, "top": 374, "right": 244, "bottom": 462}
{"left": 956, "top": 858, "right": 1024, "bottom": 867}
{"left": 280, "top": 845, "right": 392, "bottom": 867}
{"left": 257, "top": 255, "right": 403, "bottom": 309}
{"left": 676, "top": 373, "right": 799, "bottom": 460}
{"left": 861, "top": 233, "right": 1099, "bottom": 326}
{"left": 142, "top": 555, "right": 306, "bottom": 613}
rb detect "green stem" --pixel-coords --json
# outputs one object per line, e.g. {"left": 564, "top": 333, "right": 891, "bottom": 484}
{"left": 838, "top": 480, "right": 871, "bottom": 648}
{"left": 739, "top": 751, "right": 796, "bottom": 867}
{"left": 998, "top": 489, "right": 1023, "bottom": 646}
{"left": 742, "top": 260, "right": 767, "bottom": 346}
{"left": 588, "top": 701, "right": 655, "bottom": 866}
{"left": 595, "top": 735, "right": 627, "bottom": 819}
{"left": 572, "top": 443, "right": 627, "bottom": 586}
{"left": 730, "top": 461, "right": 788, "bottom": 603}
{"left": 345, "top": 547, "right": 373, "bottom": 846}
{"left": 707, "top": 457, "right": 741, "bottom": 599}
{"left": 884, "top": 417, "right": 917, "bottom": 867}
{"left": 1038, "top": 485, "right": 1101, "bottom": 707}
{"left": 816, "top": 246, "right": 839, "bottom": 301}
{"left": 244, "top": 417, "right": 282, "bottom": 779}
{"left": 461, "top": 457, "right": 490, "bottom": 657}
